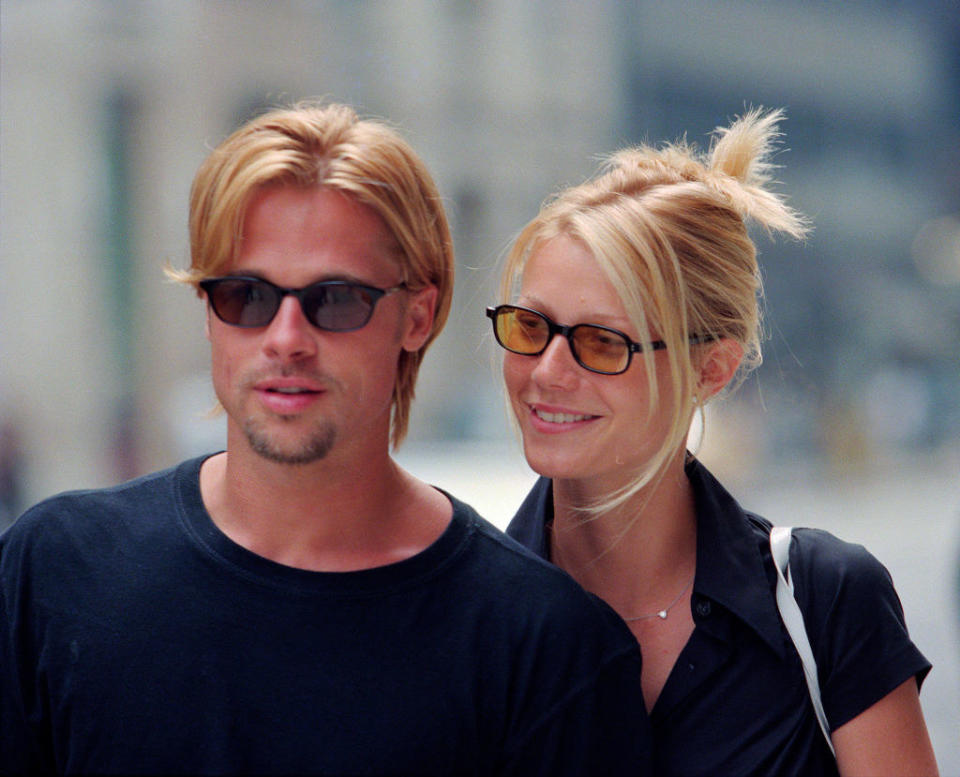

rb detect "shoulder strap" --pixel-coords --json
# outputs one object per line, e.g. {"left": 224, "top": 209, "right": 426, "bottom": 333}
{"left": 770, "top": 526, "right": 836, "bottom": 757}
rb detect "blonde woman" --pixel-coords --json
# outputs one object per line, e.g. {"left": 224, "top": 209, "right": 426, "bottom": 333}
{"left": 489, "top": 109, "right": 937, "bottom": 776}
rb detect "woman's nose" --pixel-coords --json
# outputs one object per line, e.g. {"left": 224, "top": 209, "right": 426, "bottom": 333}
{"left": 531, "top": 334, "right": 580, "bottom": 389}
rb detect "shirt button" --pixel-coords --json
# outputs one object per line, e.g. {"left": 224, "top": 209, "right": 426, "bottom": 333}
{"left": 695, "top": 599, "right": 712, "bottom": 618}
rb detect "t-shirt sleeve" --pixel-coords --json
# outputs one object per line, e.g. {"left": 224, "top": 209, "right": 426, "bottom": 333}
{"left": 500, "top": 643, "right": 653, "bottom": 776}
{"left": 790, "top": 528, "right": 931, "bottom": 730}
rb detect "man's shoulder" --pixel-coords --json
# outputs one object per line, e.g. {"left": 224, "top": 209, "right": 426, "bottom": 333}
{"left": 448, "top": 495, "right": 638, "bottom": 646}
{"left": 453, "top": 495, "right": 573, "bottom": 582}
{"left": 1, "top": 458, "right": 197, "bottom": 554}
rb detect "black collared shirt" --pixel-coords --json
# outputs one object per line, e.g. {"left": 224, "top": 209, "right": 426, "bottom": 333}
{"left": 507, "top": 457, "right": 931, "bottom": 777}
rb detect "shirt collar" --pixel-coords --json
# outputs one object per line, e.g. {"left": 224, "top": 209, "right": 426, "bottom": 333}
{"left": 507, "top": 458, "right": 786, "bottom": 657}
{"left": 686, "top": 457, "right": 785, "bottom": 657}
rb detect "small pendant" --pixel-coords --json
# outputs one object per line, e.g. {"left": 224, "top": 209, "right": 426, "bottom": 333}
{"left": 657, "top": 610, "right": 668, "bottom": 619}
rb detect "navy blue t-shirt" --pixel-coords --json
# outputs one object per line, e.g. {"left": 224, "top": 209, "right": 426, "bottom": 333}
{"left": 507, "top": 458, "right": 931, "bottom": 777}
{"left": 1, "top": 455, "right": 652, "bottom": 775}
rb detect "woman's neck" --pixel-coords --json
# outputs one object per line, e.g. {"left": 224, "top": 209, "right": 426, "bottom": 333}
{"left": 549, "top": 453, "right": 698, "bottom": 616}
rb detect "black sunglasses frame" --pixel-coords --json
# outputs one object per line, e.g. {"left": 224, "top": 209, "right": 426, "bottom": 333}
{"left": 199, "top": 276, "right": 406, "bottom": 332}
{"left": 486, "top": 304, "right": 714, "bottom": 375}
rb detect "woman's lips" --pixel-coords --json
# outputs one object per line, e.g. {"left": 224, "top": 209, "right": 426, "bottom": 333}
{"left": 527, "top": 403, "right": 599, "bottom": 432}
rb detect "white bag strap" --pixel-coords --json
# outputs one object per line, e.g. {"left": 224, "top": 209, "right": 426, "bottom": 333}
{"left": 770, "top": 526, "right": 836, "bottom": 757}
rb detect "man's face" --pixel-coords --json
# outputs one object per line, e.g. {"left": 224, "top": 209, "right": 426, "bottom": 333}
{"left": 205, "top": 185, "right": 434, "bottom": 467}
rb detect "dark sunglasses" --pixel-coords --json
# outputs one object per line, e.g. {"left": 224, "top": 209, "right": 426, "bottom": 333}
{"left": 487, "top": 304, "right": 712, "bottom": 375}
{"left": 200, "top": 276, "right": 406, "bottom": 332}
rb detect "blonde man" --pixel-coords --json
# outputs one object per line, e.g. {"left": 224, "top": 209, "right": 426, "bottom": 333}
{"left": 1, "top": 102, "right": 652, "bottom": 775}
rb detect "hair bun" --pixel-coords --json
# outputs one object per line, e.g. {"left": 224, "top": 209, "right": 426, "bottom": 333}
{"left": 704, "top": 107, "right": 810, "bottom": 239}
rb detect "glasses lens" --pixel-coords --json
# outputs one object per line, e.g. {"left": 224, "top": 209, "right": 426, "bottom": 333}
{"left": 571, "top": 325, "right": 631, "bottom": 374}
{"left": 207, "top": 279, "right": 280, "bottom": 327}
{"left": 496, "top": 307, "right": 550, "bottom": 354}
{"left": 303, "top": 283, "right": 381, "bottom": 332}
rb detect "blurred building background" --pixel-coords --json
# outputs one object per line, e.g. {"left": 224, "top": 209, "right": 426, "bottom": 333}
{"left": 2, "top": 0, "right": 959, "bottom": 768}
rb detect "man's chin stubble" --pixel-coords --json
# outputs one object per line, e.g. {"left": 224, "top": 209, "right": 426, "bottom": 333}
{"left": 244, "top": 419, "right": 337, "bottom": 465}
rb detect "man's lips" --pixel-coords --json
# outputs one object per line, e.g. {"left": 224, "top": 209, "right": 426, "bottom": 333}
{"left": 254, "top": 377, "right": 326, "bottom": 393}
{"left": 253, "top": 378, "right": 326, "bottom": 413}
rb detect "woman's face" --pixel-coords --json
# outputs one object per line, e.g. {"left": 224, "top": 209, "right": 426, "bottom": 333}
{"left": 503, "top": 235, "right": 680, "bottom": 491}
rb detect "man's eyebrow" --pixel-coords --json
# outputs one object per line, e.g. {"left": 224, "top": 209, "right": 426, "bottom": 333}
{"left": 218, "top": 272, "right": 379, "bottom": 285}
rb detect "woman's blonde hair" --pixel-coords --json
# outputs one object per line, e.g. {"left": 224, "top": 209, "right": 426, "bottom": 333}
{"left": 500, "top": 107, "right": 809, "bottom": 512}
{"left": 168, "top": 101, "right": 454, "bottom": 448}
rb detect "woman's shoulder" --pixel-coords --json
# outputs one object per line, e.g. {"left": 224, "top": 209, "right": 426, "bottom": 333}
{"left": 764, "top": 523, "right": 908, "bottom": 652}
{"left": 781, "top": 524, "right": 894, "bottom": 592}
{"left": 736, "top": 507, "right": 897, "bottom": 610}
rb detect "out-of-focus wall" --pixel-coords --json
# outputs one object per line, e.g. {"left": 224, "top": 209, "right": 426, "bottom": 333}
{"left": 1, "top": 0, "right": 957, "bottom": 503}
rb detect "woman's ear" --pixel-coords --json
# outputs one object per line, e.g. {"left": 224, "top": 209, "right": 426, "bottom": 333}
{"left": 696, "top": 338, "right": 744, "bottom": 401}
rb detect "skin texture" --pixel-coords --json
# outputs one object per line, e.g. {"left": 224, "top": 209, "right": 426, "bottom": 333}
{"left": 832, "top": 678, "right": 938, "bottom": 777}
{"left": 199, "top": 185, "right": 450, "bottom": 572}
{"left": 504, "top": 234, "right": 939, "bottom": 775}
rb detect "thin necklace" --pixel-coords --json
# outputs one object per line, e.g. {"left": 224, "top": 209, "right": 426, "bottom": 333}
{"left": 549, "top": 521, "right": 695, "bottom": 623}
{"left": 622, "top": 574, "right": 695, "bottom": 622}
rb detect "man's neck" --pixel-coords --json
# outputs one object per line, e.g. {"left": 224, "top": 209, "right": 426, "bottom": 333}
{"left": 198, "top": 447, "right": 452, "bottom": 572}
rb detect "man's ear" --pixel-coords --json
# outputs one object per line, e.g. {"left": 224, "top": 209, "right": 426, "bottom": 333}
{"left": 696, "top": 338, "right": 744, "bottom": 401}
{"left": 203, "top": 293, "right": 212, "bottom": 341}
{"left": 400, "top": 285, "right": 438, "bottom": 352}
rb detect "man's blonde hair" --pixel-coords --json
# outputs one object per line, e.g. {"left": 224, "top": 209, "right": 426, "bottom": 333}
{"left": 501, "top": 108, "right": 809, "bottom": 512}
{"left": 169, "top": 101, "right": 454, "bottom": 447}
